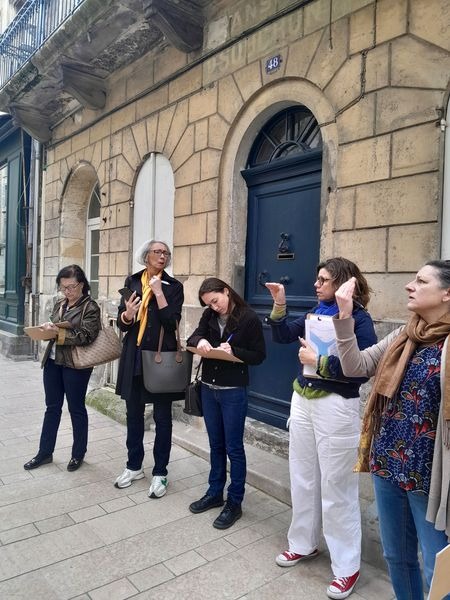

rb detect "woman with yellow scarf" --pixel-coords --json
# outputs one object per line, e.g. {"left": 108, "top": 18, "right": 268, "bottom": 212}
{"left": 115, "top": 240, "right": 184, "bottom": 499}
{"left": 333, "top": 260, "right": 450, "bottom": 600}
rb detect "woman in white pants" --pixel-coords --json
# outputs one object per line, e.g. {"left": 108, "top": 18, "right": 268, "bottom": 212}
{"left": 266, "top": 257, "right": 376, "bottom": 600}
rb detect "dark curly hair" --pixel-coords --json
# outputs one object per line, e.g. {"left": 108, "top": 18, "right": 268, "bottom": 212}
{"left": 318, "top": 257, "right": 371, "bottom": 307}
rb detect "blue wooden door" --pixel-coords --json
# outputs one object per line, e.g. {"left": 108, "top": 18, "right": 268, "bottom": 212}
{"left": 242, "top": 150, "right": 322, "bottom": 428}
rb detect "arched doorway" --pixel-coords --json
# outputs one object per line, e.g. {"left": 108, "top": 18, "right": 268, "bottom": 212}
{"left": 242, "top": 106, "right": 323, "bottom": 428}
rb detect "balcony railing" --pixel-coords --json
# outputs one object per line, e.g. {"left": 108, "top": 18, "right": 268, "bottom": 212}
{"left": 0, "top": 0, "right": 85, "bottom": 90}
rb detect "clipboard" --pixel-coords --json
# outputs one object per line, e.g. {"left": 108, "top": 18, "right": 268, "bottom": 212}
{"left": 303, "top": 314, "right": 338, "bottom": 379}
{"left": 24, "top": 321, "right": 72, "bottom": 341}
{"left": 187, "top": 346, "right": 243, "bottom": 363}
{"left": 428, "top": 544, "right": 450, "bottom": 600}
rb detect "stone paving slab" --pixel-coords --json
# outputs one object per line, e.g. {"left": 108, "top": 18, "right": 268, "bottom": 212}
{"left": 0, "top": 354, "right": 395, "bottom": 599}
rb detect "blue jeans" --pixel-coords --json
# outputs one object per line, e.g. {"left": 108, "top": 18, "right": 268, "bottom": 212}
{"left": 201, "top": 384, "right": 248, "bottom": 505}
{"left": 125, "top": 376, "right": 172, "bottom": 476}
{"left": 373, "top": 474, "right": 449, "bottom": 600}
{"left": 40, "top": 359, "right": 92, "bottom": 459}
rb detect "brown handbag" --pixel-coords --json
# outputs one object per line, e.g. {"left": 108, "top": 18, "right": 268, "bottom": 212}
{"left": 70, "top": 301, "right": 122, "bottom": 369}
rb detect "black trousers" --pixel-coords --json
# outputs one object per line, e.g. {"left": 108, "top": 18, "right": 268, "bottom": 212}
{"left": 39, "top": 358, "right": 92, "bottom": 459}
{"left": 125, "top": 375, "right": 172, "bottom": 476}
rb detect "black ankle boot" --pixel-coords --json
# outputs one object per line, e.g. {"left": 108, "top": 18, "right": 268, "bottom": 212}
{"left": 213, "top": 501, "right": 242, "bottom": 529}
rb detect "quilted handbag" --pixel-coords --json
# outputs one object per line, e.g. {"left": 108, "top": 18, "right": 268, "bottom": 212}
{"left": 141, "top": 323, "right": 193, "bottom": 394}
{"left": 72, "top": 325, "right": 122, "bottom": 369}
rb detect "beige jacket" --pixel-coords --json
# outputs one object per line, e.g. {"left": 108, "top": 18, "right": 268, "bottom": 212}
{"left": 334, "top": 317, "right": 450, "bottom": 538}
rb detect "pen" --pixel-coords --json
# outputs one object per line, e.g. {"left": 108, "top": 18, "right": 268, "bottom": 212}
{"left": 225, "top": 334, "right": 234, "bottom": 343}
{"left": 160, "top": 281, "right": 170, "bottom": 285}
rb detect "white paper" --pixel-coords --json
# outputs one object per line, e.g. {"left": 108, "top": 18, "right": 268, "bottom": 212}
{"left": 303, "top": 314, "right": 337, "bottom": 378}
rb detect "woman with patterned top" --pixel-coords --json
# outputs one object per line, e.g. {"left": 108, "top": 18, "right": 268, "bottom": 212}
{"left": 333, "top": 260, "right": 450, "bottom": 600}
{"left": 266, "top": 257, "right": 377, "bottom": 600}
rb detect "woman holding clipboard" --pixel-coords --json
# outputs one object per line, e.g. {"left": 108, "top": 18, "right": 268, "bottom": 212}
{"left": 266, "top": 257, "right": 376, "bottom": 600}
{"left": 187, "top": 277, "right": 266, "bottom": 529}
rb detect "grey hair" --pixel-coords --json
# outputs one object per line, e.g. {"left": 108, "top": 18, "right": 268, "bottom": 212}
{"left": 426, "top": 260, "right": 450, "bottom": 288}
{"left": 135, "top": 239, "right": 172, "bottom": 267}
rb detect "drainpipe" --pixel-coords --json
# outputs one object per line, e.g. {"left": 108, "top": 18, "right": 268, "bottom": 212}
{"left": 441, "top": 97, "right": 450, "bottom": 259}
{"left": 30, "top": 139, "right": 41, "bottom": 330}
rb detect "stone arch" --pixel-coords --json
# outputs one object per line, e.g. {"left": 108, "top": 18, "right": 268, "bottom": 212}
{"left": 58, "top": 161, "right": 100, "bottom": 269}
{"left": 217, "top": 78, "right": 338, "bottom": 284}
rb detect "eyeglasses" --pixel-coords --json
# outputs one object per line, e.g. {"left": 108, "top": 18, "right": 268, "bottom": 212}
{"left": 315, "top": 276, "right": 333, "bottom": 286}
{"left": 150, "top": 249, "right": 171, "bottom": 258}
{"left": 58, "top": 282, "right": 81, "bottom": 292}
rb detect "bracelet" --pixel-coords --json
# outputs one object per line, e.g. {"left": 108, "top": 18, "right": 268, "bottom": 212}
{"left": 121, "top": 312, "right": 133, "bottom": 324}
{"left": 274, "top": 302, "right": 286, "bottom": 307}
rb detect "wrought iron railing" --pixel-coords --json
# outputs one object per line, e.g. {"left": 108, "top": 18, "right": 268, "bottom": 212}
{"left": 0, "top": 0, "right": 85, "bottom": 90}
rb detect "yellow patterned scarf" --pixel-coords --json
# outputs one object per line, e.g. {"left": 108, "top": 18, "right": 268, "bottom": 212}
{"left": 136, "top": 270, "right": 161, "bottom": 346}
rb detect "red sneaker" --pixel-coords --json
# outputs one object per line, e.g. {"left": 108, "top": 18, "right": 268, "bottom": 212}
{"left": 275, "top": 549, "right": 319, "bottom": 567}
{"left": 327, "top": 571, "right": 360, "bottom": 599}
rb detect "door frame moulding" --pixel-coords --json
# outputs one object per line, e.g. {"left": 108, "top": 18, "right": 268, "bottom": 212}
{"left": 217, "top": 79, "right": 338, "bottom": 287}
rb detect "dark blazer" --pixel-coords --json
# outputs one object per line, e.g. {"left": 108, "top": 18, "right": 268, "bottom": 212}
{"left": 115, "top": 269, "right": 184, "bottom": 402}
{"left": 187, "top": 305, "right": 266, "bottom": 387}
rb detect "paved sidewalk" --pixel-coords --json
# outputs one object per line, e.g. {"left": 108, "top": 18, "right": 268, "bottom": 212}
{"left": 0, "top": 355, "right": 394, "bottom": 600}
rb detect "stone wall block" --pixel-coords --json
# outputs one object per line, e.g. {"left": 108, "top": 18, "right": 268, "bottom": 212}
{"left": 100, "top": 230, "right": 109, "bottom": 253}
{"left": 114, "top": 252, "right": 129, "bottom": 277}
{"left": 337, "top": 135, "right": 390, "bottom": 187}
{"left": 99, "top": 252, "right": 109, "bottom": 277}
{"left": 174, "top": 153, "right": 201, "bottom": 187}
{"left": 203, "top": 39, "right": 247, "bottom": 86}
{"left": 156, "top": 105, "right": 177, "bottom": 154}
{"left": 410, "top": 0, "right": 450, "bottom": 52}
{"left": 131, "top": 122, "right": 148, "bottom": 161}
{"left": 154, "top": 45, "right": 187, "bottom": 82}
{"left": 334, "top": 229, "right": 387, "bottom": 272}
{"left": 60, "top": 159, "right": 69, "bottom": 186}
{"left": 230, "top": 0, "right": 274, "bottom": 38}
{"left": 285, "top": 30, "right": 322, "bottom": 78}
{"left": 355, "top": 173, "right": 439, "bottom": 228}
{"left": 201, "top": 149, "right": 222, "bottom": 181}
{"left": 195, "top": 119, "right": 208, "bottom": 152}
{"left": 116, "top": 202, "right": 130, "bottom": 228}
{"left": 125, "top": 57, "right": 154, "bottom": 101}
{"left": 349, "top": 4, "right": 375, "bottom": 54}
{"left": 364, "top": 45, "right": 389, "bottom": 92}
{"left": 307, "top": 18, "right": 349, "bottom": 90}
{"left": 91, "top": 141, "right": 102, "bottom": 171}
{"left": 172, "top": 246, "right": 190, "bottom": 275}
{"left": 170, "top": 125, "right": 195, "bottom": 171}
{"left": 332, "top": 0, "right": 373, "bottom": 21}
{"left": 376, "top": 88, "right": 444, "bottom": 134}
{"left": 108, "top": 227, "right": 129, "bottom": 252}
{"left": 218, "top": 75, "right": 244, "bottom": 124}
{"left": 174, "top": 185, "right": 192, "bottom": 217}
{"left": 122, "top": 129, "right": 141, "bottom": 171}
{"left": 334, "top": 187, "right": 356, "bottom": 230}
{"left": 325, "top": 54, "right": 363, "bottom": 113}
{"left": 135, "top": 85, "right": 168, "bottom": 121}
{"left": 145, "top": 113, "right": 158, "bottom": 152}
{"left": 193, "top": 179, "right": 218, "bottom": 214}
{"left": 369, "top": 273, "right": 411, "bottom": 320}
{"left": 44, "top": 162, "right": 58, "bottom": 184}
{"left": 304, "top": 0, "right": 330, "bottom": 35}
{"left": 247, "top": 9, "right": 303, "bottom": 64}
{"left": 391, "top": 122, "right": 440, "bottom": 178}
{"left": 164, "top": 100, "right": 188, "bottom": 158}
{"left": 109, "top": 131, "right": 122, "bottom": 158}
{"left": 206, "top": 15, "right": 229, "bottom": 51}
{"left": 337, "top": 94, "right": 375, "bottom": 144}
{"left": 388, "top": 223, "right": 439, "bottom": 271}
{"left": 189, "top": 84, "right": 218, "bottom": 123}
{"left": 116, "top": 155, "right": 135, "bottom": 186}
{"left": 108, "top": 180, "right": 131, "bottom": 205}
{"left": 111, "top": 104, "right": 136, "bottom": 135}
{"left": 71, "top": 130, "right": 90, "bottom": 154}
{"left": 174, "top": 213, "right": 207, "bottom": 246}
{"left": 376, "top": 0, "right": 407, "bottom": 43}
{"left": 207, "top": 212, "right": 217, "bottom": 244}
{"left": 391, "top": 37, "right": 450, "bottom": 89}
{"left": 45, "top": 218, "right": 60, "bottom": 239}
{"left": 108, "top": 276, "right": 125, "bottom": 299}
{"left": 54, "top": 139, "right": 72, "bottom": 163}
{"left": 89, "top": 117, "right": 111, "bottom": 146}
{"left": 208, "top": 114, "right": 229, "bottom": 150}
{"left": 101, "top": 138, "right": 110, "bottom": 162}
{"left": 101, "top": 205, "right": 117, "bottom": 230}
{"left": 105, "top": 75, "right": 126, "bottom": 112}
{"left": 169, "top": 66, "right": 202, "bottom": 103}
{"left": 60, "top": 237, "right": 84, "bottom": 261}
{"left": 233, "top": 62, "right": 263, "bottom": 102}
{"left": 191, "top": 243, "right": 217, "bottom": 274}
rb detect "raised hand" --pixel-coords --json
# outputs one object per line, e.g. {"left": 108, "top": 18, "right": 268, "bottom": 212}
{"left": 123, "top": 291, "right": 141, "bottom": 321}
{"left": 265, "top": 282, "right": 286, "bottom": 305}
{"left": 335, "top": 277, "right": 356, "bottom": 319}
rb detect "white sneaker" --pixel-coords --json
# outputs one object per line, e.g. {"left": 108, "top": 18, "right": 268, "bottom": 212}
{"left": 114, "top": 468, "right": 144, "bottom": 489}
{"left": 148, "top": 475, "right": 168, "bottom": 498}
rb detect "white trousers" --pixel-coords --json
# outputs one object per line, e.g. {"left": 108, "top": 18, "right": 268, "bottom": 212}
{"left": 287, "top": 390, "right": 361, "bottom": 577}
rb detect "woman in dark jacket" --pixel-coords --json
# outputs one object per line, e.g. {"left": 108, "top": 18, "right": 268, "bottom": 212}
{"left": 24, "top": 264, "right": 101, "bottom": 472}
{"left": 187, "top": 278, "right": 266, "bottom": 529}
{"left": 115, "top": 239, "right": 184, "bottom": 499}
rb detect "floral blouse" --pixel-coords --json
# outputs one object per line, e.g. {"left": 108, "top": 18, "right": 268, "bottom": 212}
{"left": 370, "top": 342, "right": 442, "bottom": 493}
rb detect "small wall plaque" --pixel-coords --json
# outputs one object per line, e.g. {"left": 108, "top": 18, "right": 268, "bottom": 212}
{"left": 265, "top": 55, "right": 282, "bottom": 74}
